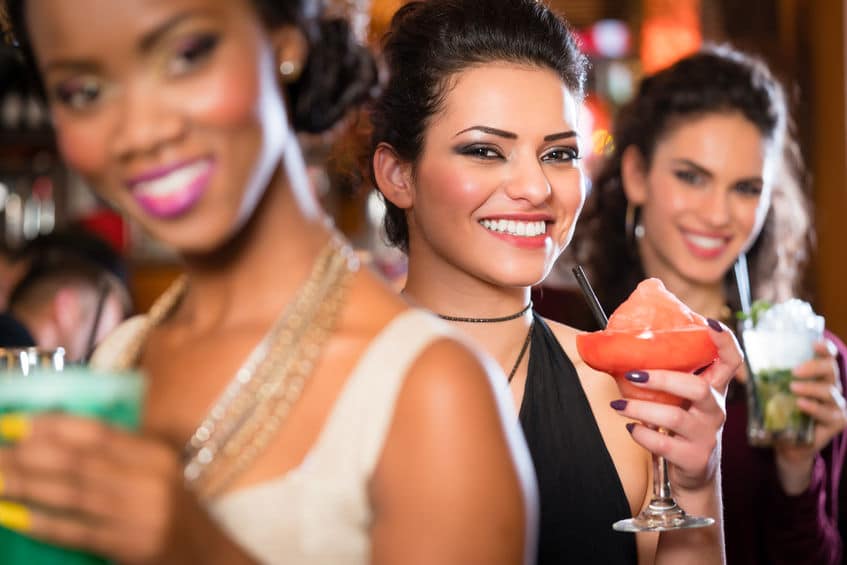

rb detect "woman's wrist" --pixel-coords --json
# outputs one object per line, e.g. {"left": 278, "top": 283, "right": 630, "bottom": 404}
{"left": 656, "top": 474, "right": 724, "bottom": 564}
{"left": 673, "top": 477, "right": 721, "bottom": 516}
{"left": 774, "top": 451, "right": 816, "bottom": 495}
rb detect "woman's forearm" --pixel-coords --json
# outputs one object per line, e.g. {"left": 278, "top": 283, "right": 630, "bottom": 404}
{"left": 655, "top": 476, "right": 725, "bottom": 565}
{"left": 775, "top": 451, "right": 816, "bottom": 494}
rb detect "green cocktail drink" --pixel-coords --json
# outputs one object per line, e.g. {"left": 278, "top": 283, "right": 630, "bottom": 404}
{"left": 0, "top": 365, "right": 145, "bottom": 564}
{"left": 751, "top": 368, "right": 813, "bottom": 440}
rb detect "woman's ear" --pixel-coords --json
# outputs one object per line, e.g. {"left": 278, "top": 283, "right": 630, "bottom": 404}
{"left": 373, "top": 143, "right": 415, "bottom": 209}
{"left": 620, "top": 145, "right": 648, "bottom": 206}
{"left": 270, "top": 25, "right": 309, "bottom": 82}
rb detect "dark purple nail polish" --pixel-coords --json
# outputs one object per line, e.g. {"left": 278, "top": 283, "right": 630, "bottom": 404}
{"left": 693, "top": 363, "right": 712, "bottom": 375}
{"left": 610, "top": 399, "right": 628, "bottom": 411}
{"left": 625, "top": 370, "right": 649, "bottom": 383}
{"left": 707, "top": 318, "right": 724, "bottom": 332}
{"left": 626, "top": 422, "right": 636, "bottom": 434}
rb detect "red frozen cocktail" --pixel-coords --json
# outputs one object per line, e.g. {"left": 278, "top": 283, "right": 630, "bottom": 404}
{"left": 576, "top": 278, "right": 718, "bottom": 405}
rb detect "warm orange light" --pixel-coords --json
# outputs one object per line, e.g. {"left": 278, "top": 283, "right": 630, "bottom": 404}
{"left": 640, "top": 0, "right": 702, "bottom": 74}
{"left": 641, "top": 19, "right": 702, "bottom": 73}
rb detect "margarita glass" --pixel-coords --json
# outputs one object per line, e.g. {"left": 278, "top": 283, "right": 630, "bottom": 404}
{"left": 577, "top": 279, "right": 719, "bottom": 532}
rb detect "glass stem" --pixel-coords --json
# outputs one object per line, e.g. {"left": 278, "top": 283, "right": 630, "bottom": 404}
{"left": 650, "top": 427, "right": 676, "bottom": 510}
{"left": 653, "top": 454, "right": 673, "bottom": 502}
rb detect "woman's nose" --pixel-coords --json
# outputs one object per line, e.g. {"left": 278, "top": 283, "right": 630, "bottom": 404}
{"left": 504, "top": 157, "right": 552, "bottom": 205}
{"left": 701, "top": 190, "right": 732, "bottom": 227}
{"left": 109, "top": 83, "right": 184, "bottom": 161}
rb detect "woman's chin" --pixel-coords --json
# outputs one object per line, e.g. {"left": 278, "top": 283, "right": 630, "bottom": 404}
{"left": 485, "top": 270, "right": 548, "bottom": 290}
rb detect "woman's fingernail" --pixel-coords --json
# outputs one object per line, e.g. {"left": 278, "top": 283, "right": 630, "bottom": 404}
{"left": 0, "top": 414, "right": 30, "bottom": 442}
{"left": 707, "top": 318, "right": 724, "bottom": 332}
{"left": 625, "top": 371, "right": 649, "bottom": 383}
{"left": 626, "top": 422, "right": 636, "bottom": 434}
{"left": 610, "top": 399, "right": 628, "bottom": 411}
{"left": 693, "top": 364, "right": 711, "bottom": 375}
{"left": 0, "top": 501, "right": 31, "bottom": 532}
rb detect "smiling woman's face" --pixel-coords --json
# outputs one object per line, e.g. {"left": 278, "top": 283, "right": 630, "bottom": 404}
{"left": 402, "top": 62, "right": 586, "bottom": 288}
{"left": 26, "top": 0, "right": 293, "bottom": 254}
{"left": 624, "top": 111, "right": 775, "bottom": 290}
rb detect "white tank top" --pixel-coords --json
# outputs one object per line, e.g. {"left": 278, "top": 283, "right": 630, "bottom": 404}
{"left": 93, "top": 309, "right": 458, "bottom": 564}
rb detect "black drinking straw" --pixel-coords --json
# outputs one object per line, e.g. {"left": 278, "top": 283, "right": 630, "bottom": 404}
{"left": 572, "top": 265, "right": 609, "bottom": 330}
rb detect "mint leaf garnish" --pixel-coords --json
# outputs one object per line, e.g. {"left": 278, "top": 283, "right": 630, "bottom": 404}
{"left": 736, "top": 299, "right": 772, "bottom": 327}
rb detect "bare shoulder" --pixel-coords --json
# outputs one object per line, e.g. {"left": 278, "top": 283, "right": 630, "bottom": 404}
{"left": 391, "top": 336, "right": 513, "bottom": 447}
{"left": 542, "top": 317, "right": 583, "bottom": 363}
{"left": 370, "top": 335, "right": 533, "bottom": 564}
{"left": 541, "top": 317, "right": 618, "bottom": 392}
{"left": 341, "top": 267, "right": 411, "bottom": 333}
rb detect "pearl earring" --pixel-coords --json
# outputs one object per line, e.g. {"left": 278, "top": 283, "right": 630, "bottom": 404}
{"left": 279, "top": 60, "right": 297, "bottom": 77}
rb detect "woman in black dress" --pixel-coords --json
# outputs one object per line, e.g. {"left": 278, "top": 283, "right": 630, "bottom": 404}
{"left": 370, "top": 1, "right": 743, "bottom": 562}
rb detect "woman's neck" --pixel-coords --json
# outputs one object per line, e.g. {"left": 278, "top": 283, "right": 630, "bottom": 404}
{"left": 403, "top": 245, "right": 534, "bottom": 366}
{"left": 403, "top": 250, "right": 532, "bottom": 322}
{"left": 174, "top": 164, "right": 332, "bottom": 333}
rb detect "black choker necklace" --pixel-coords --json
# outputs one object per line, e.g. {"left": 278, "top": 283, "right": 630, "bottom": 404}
{"left": 435, "top": 301, "right": 533, "bottom": 323}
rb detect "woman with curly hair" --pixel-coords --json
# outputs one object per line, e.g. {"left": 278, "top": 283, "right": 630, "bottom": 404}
{"left": 568, "top": 45, "right": 847, "bottom": 564}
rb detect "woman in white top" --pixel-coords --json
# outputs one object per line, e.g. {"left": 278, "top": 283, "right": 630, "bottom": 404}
{"left": 0, "top": 0, "right": 537, "bottom": 563}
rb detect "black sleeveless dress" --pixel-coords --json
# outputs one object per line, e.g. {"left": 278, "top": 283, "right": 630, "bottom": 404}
{"left": 519, "top": 313, "right": 637, "bottom": 564}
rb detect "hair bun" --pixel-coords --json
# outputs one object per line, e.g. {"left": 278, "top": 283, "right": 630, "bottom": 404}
{"left": 288, "top": 17, "right": 378, "bottom": 134}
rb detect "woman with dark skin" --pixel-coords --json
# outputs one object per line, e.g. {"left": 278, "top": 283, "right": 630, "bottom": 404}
{"left": 0, "top": 1, "right": 537, "bottom": 563}
{"left": 570, "top": 46, "right": 847, "bottom": 564}
{"left": 371, "top": 1, "right": 743, "bottom": 563}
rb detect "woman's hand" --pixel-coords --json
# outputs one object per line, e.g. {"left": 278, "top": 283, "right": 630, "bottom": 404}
{"left": 609, "top": 320, "right": 742, "bottom": 493}
{"left": 0, "top": 414, "right": 237, "bottom": 564}
{"left": 773, "top": 339, "right": 847, "bottom": 494}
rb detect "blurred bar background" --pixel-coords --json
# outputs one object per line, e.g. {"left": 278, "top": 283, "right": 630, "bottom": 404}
{"left": 1, "top": 0, "right": 845, "bottom": 336}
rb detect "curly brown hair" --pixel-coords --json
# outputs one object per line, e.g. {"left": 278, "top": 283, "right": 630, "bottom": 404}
{"left": 572, "top": 44, "right": 812, "bottom": 314}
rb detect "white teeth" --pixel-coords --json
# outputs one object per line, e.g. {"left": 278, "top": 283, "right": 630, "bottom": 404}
{"left": 480, "top": 219, "right": 547, "bottom": 237}
{"left": 134, "top": 161, "right": 210, "bottom": 198}
{"left": 685, "top": 233, "right": 725, "bottom": 250}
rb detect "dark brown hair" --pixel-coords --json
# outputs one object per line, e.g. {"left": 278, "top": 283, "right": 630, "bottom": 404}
{"left": 573, "top": 44, "right": 810, "bottom": 313}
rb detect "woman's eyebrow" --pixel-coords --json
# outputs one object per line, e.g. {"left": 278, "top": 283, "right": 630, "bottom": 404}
{"left": 453, "top": 125, "right": 517, "bottom": 139}
{"left": 42, "top": 10, "right": 199, "bottom": 74}
{"left": 672, "top": 158, "right": 713, "bottom": 178}
{"left": 544, "top": 130, "right": 577, "bottom": 142}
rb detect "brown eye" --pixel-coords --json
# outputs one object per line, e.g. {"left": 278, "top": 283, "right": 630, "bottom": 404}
{"left": 674, "top": 169, "right": 703, "bottom": 185}
{"left": 54, "top": 78, "right": 102, "bottom": 110}
{"left": 456, "top": 144, "right": 503, "bottom": 160}
{"left": 541, "top": 147, "right": 579, "bottom": 163}
{"left": 168, "top": 34, "right": 219, "bottom": 75}
{"left": 734, "top": 181, "right": 763, "bottom": 197}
